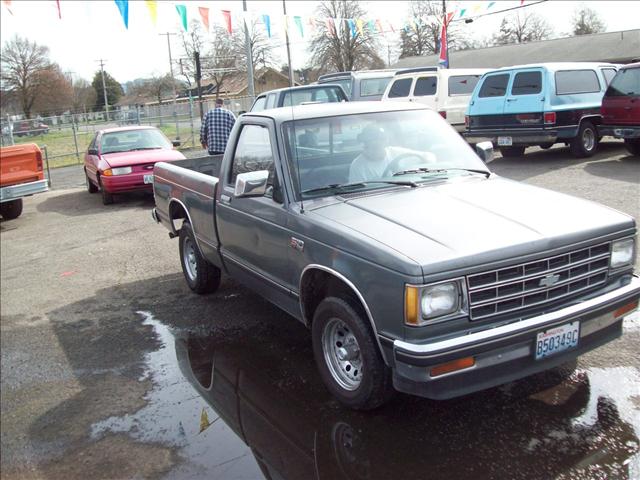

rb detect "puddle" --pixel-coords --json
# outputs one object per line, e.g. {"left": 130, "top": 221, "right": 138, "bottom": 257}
{"left": 91, "top": 311, "right": 640, "bottom": 480}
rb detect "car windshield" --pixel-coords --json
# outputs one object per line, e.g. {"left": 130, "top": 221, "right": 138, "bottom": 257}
{"left": 284, "top": 109, "right": 489, "bottom": 199}
{"left": 101, "top": 128, "right": 172, "bottom": 154}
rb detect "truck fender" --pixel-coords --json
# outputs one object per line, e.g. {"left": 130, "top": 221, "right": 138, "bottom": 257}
{"left": 168, "top": 198, "right": 206, "bottom": 258}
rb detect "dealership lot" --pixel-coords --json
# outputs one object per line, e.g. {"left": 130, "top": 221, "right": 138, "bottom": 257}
{"left": 1, "top": 140, "right": 639, "bottom": 479}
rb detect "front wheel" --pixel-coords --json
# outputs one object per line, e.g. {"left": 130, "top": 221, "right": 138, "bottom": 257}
{"left": 570, "top": 121, "right": 598, "bottom": 158}
{"left": 499, "top": 146, "right": 526, "bottom": 158}
{"left": 86, "top": 170, "right": 98, "bottom": 193}
{"left": 0, "top": 199, "right": 23, "bottom": 220}
{"left": 624, "top": 139, "right": 640, "bottom": 156}
{"left": 312, "top": 297, "right": 394, "bottom": 410}
{"left": 179, "top": 221, "right": 221, "bottom": 294}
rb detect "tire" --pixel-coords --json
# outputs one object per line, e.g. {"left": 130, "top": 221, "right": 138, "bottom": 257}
{"left": 499, "top": 146, "right": 526, "bottom": 158}
{"left": 539, "top": 143, "right": 554, "bottom": 150}
{"left": 624, "top": 139, "right": 640, "bottom": 156}
{"left": 0, "top": 199, "right": 23, "bottom": 220}
{"left": 312, "top": 296, "right": 394, "bottom": 410}
{"left": 86, "top": 170, "right": 98, "bottom": 193}
{"left": 99, "top": 177, "right": 114, "bottom": 205}
{"left": 570, "top": 121, "right": 598, "bottom": 158}
{"left": 179, "top": 221, "right": 221, "bottom": 294}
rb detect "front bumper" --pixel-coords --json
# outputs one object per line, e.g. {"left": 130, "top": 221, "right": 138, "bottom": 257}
{"left": 0, "top": 179, "right": 48, "bottom": 202}
{"left": 101, "top": 172, "right": 153, "bottom": 193}
{"left": 463, "top": 128, "right": 562, "bottom": 146}
{"left": 391, "top": 275, "right": 640, "bottom": 400}
{"left": 598, "top": 125, "right": 640, "bottom": 139}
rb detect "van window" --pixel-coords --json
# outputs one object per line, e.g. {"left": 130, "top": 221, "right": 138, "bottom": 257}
{"left": 414, "top": 77, "right": 437, "bottom": 96}
{"left": 511, "top": 71, "right": 542, "bottom": 95}
{"left": 602, "top": 68, "right": 617, "bottom": 86}
{"left": 478, "top": 74, "right": 509, "bottom": 98}
{"left": 555, "top": 70, "right": 601, "bottom": 95}
{"left": 605, "top": 68, "right": 640, "bottom": 97}
{"left": 360, "top": 77, "right": 392, "bottom": 97}
{"left": 388, "top": 78, "right": 412, "bottom": 98}
{"left": 252, "top": 96, "right": 267, "bottom": 111}
{"left": 448, "top": 75, "right": 481, "bottom": 96}
{"left": 265, "top": 93, "right": 277, "bottom": 109}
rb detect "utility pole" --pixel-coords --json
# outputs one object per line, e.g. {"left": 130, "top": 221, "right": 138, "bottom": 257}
{"left": 96, "top": 59, "right": 109, "bottom": 120}
{"left": 442, "top": 0, "right": 450, "bottom": 68}
{"left": 159, "top": 32, "right": 180, "bottom": 140}
{"left": 282, "top": 0, "right": 294, "bottom": 87}
{"left": 195, "top": 51, "right": 204, "bottom": 119}
{"left": 243, "top": 0, "right": 255, "bottom": 99}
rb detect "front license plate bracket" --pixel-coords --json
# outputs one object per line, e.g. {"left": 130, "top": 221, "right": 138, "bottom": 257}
{"left": 535, "top": 321, "right": 580, "bottom": 360}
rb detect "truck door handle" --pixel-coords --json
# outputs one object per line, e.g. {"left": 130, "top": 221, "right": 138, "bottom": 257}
{"left": 220, "top": 194, "right": 231, "bottom": 204}
{"left": 506, "top": 98, "right": 517, "bottom": 102}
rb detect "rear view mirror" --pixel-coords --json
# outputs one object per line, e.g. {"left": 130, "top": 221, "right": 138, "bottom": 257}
{"left": 235, "top": 170, "right": 269, "bottom": 197}
{"left": 88, "top": 148, "right": 98, "bottom": 155}
{"left": 172, "top": 141, "right": 181, "bottom": 147}
{"left": 475, "top": 141, "right": 494, "bottom": 164}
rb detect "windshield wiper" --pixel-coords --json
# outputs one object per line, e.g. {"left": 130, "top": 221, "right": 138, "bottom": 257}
{"left": 393, "top": 167, "right": 491, "bottom": 178}
{"left": 301, "top": 180, "right": 418, "bottom": 195}
{"left": 129, "top": 147, "right": 163, "bottom": 151}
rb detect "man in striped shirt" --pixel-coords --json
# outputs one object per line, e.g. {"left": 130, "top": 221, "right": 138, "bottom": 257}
{"left": 200, "top": 98, "right": 236, "bottom": 155}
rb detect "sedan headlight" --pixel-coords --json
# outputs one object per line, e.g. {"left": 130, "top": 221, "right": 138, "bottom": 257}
{"left": 610, "top": 238, "right": 635, "bottom": 270}
{"left": 405, "top": 279, "right": 466, "bottom": 326}
{"left": 103, "top": 166, "right": 132, "bottom": 176}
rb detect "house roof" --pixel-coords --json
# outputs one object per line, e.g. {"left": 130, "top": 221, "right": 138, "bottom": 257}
{"left": 200, "top": 67, "right": 299, "bottom": 97}
{"left": 393, "top": 29, "right": 640, "bottom": 70}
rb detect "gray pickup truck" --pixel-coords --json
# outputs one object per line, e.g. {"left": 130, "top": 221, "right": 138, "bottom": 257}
{"left": 152, "top": 102, "right": 639, "bottom": 410}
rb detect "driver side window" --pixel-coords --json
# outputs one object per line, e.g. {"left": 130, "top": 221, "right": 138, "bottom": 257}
{"left": 230, "top": 124, "right": 276, "bottom": 189}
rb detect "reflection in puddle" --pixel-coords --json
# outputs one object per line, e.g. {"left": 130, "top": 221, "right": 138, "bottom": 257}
{"left": 91, "top": 311, "right": 640, "bottom": 480}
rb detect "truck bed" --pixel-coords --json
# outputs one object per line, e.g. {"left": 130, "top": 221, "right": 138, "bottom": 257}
{"left": 164, "top": 154, "right": 223, "bottom": 178}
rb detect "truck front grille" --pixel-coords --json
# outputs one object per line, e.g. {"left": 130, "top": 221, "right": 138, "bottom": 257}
{"left": 467, "top": 243, "right": 611, "bottom": 320}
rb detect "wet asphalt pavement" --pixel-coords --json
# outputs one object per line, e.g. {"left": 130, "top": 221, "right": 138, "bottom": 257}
{"left": 1, "top": 140, "right": 639, "bottom": 479}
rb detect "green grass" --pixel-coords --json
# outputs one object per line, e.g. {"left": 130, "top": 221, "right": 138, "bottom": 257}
{"left": 9, "top": 119, "right": 199, "bottom": 169}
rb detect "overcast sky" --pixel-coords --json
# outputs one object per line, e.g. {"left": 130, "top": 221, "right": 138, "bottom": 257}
{"left": 1, "top": 0, "right": 639, "bottom": 84}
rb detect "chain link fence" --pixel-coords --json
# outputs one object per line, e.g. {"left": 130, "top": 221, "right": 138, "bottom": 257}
{"left": 0, "top": 96, "right": 255, "bottom": 168}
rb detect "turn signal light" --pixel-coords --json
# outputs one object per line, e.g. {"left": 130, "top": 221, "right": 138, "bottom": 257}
{"left": 405, "top": 286, "right": 419, "bottom": 326}
{"left": 430, "top": 356, "right": 475, "bottom": 377}
{"left": 544, "top": 112, "right": 556, "bottom": 124}
{"left": 614, "top": 300, "right": 638, "bottom": 318}
{"left": 103, "top": 169, "right": 113, "bottom": 176}
{"left": 464, "top": 115, "right": 469, "bottom": 128}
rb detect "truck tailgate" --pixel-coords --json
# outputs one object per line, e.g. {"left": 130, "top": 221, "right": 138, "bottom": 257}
{"left": 0, "top": 143, "right": 45, "bottom": 187}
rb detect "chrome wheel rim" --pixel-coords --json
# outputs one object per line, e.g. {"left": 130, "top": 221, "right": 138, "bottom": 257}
{"left": 582, "top": 128, "right": 595, "bottom": 151}
{"left": 183, "top": 238, "right": 198, "bottom": 281}
{"left": 322, "top": 318, "right": 363, "bottom": 391}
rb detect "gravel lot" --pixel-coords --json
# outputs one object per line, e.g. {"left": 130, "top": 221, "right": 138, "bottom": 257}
{"left": 1, "top": 140, "right": 639, "bottom": 479}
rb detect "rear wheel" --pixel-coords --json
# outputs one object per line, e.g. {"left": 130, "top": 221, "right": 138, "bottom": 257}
{"left": 0, "top": 199, "right": 23, "bottom": 220}
{"left": 624, "top": 139, "right": 640, "bottom": 156}
{"left": 312, "top": 297, "right": 394, "bottom": 410}
{"left": 500, "top": 146, "right": 526, "bottom": 158}
{"left": 570, "top": 121, "right": 598, "bottom": 158}
{"left": 179, "top": 221, "right": 221, "bottom": 294}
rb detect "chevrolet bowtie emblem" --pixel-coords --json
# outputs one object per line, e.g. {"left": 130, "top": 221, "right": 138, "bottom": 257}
{"left": 539, "top": 273, "right": 560, "bottom": 288}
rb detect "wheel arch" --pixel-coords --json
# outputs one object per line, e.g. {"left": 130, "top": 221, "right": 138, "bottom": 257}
{"left": 299, "top": 264, "right": 389, "bottom": 363}
{"left": 168, "top": 198, "right": 206, "bottom": 257}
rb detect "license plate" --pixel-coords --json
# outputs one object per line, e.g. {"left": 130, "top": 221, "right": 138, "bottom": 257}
{"left": 535, "top": 321, "right": 579, "bottom": 360}
{"left": 498, "top": 136, "right": 512, "bottom": 146}
{"left": 143, "top": 174, "right": 154, "bottom": 184}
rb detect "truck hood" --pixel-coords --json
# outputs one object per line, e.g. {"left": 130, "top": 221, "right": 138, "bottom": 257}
{"left": 311, "top": 176, "right": 635, "bottom": 275}
{"left": 102, "top": 148, "right": 185, "bottom": 168}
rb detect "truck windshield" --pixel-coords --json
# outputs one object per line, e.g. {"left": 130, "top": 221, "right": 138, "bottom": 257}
{"left": 284, "top": 109, "right": 489, "bottom": 199}
{"left": 101, "top": 128, "right": 172, "bottom": 154}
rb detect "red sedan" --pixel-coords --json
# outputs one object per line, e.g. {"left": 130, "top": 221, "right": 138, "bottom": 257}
{"left": 84, "top": 126, "right": 186, "bottom": 205}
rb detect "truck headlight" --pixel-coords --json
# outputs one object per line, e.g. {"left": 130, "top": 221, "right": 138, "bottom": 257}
{"left": 610, "top": 238, "right": 635, "bottom": 269}
{"left": 405, "top": 279, "right": 466, "bottom": 326}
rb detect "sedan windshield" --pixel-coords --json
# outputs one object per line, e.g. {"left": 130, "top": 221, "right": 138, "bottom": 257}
{"left": 101, "top": 128, "right": 172, "bottom": 154}
{"left": 284, "top": 109, "right": 489, "bottom": 198}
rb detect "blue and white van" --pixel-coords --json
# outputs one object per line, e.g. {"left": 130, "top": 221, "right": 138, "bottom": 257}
{"left": 464, "top": 63, "right": 618, "bottom": 157}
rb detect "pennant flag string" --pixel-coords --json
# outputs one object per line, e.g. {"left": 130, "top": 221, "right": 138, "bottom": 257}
{"left": 221, "top": 10, "right": 232, "bottom": 34}
{"left": 114, "top": 0, "right": 128, "bottom": 29}
{"left": 55, "top": 0, "right": 61, "bottom": 19}
{"left": 294, "top": 16, "right": 304, "bottom": 37}
{"left": 263, "top": 14, "right": 271, "bottom": 38}
{"left": 144, "top": 0, "right": 157, "bottom": 25}
{"left": 3, "top": 0, "right": 13, "bottom": 16}
{"left": 347, "top": 18, "right": 356, "bottom": 38}
{"left": 199, "top": 7, "right": 209, "bottom": 31}
{"left": 175, "top": 4, "right": 187, "bottom": 31}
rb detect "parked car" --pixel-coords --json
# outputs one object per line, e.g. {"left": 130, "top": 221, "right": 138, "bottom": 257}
{"left": 84, "top": 126, "right": 185, "bottom": 205}
{"left": 0, "top": 143, "right": 49, "bottom": 220}
{"left": 152, "top": 102, "right": 639, "bottom": 410}
{"left": 250, "top": 84, "right": 349, "bottom": 112}
{"left": 12, "top": 120, "right": 49, "bottom": 137}
{"left": 317, "top": 70, "right": 395, "bottom": 101}
{"left": 464, "top": 62, "right": 619, "bottom": 158}
{"left": 598, "top": 62, "right": 640, "bottom": 156}
{"left": 382, "top": 67, "right": 489, "bottom": 132}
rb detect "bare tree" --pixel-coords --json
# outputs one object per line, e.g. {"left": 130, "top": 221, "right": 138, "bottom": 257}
{"left": 493, "top": 12, "right": 553, "bottom": 45}
{"left": 1, "top": 35, "right": 51, "bottom": 118}
{"left": 572, "top": 5, "right": 606, "bottom": 35}
{"left": 398, "top": 1, "right": 468, "bottom": 59}
{"left": 32, "top": 64, "right": 73, "bottom": 116}
{"left": 232, "top": 18, "right": 277, "bottom": 72}
{"left": 131, "top": 74, "right": 177, "bottom": 105}
{"left": 72, "top": 78, "right": 97, "bottom": 114}
{"left": 308, "top": 0, "right": 385, "bottom": 74}
{"left": 178, "top": 20, "right": 208, "bottom": 88}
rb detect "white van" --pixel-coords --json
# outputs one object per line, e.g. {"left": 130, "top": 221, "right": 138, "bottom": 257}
{"left": 381, "top": 67, "right": 489, "bottom": 132}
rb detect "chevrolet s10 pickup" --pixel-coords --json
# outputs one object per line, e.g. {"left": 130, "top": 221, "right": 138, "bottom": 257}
{"left": 152, "top": 102, "right": 639, "bottom": 410}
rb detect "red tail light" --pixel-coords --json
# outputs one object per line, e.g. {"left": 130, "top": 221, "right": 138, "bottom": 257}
{"left": 36, "top": 150, "right": 43, "bottom": 171}
{"left": 465, "top": 115, "right": 469, "bottom": 128}
{"left": 438, "top": 110, "right": 447, "bottom": 119}
{"left": 544, "top": 112, "right": 556, "bottom": 125}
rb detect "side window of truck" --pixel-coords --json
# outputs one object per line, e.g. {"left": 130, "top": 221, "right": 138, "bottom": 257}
{"left": 478, "top": 74, "right": 509, "bottom": 97}
{"left": 555, "top": 70, "right": 601, "bottom": 95}
{"left": 388, "top": 78, "right": 412, "bottom": 98}
{"left": 511, "top": 71, "right": 542, "bottom": 95}
{"left": 230, "top": 124, "right": 276, "bottom": 188}
{"left": 414, "top": 76, "right": 437, "bottom": 96}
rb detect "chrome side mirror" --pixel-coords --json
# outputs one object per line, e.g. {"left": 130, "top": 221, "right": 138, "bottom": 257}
{"left": 234, "top": 170, "right": 269, "bottom": 197}
{"left": 476, "top": 141, "right": 494, "bottom": 164}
